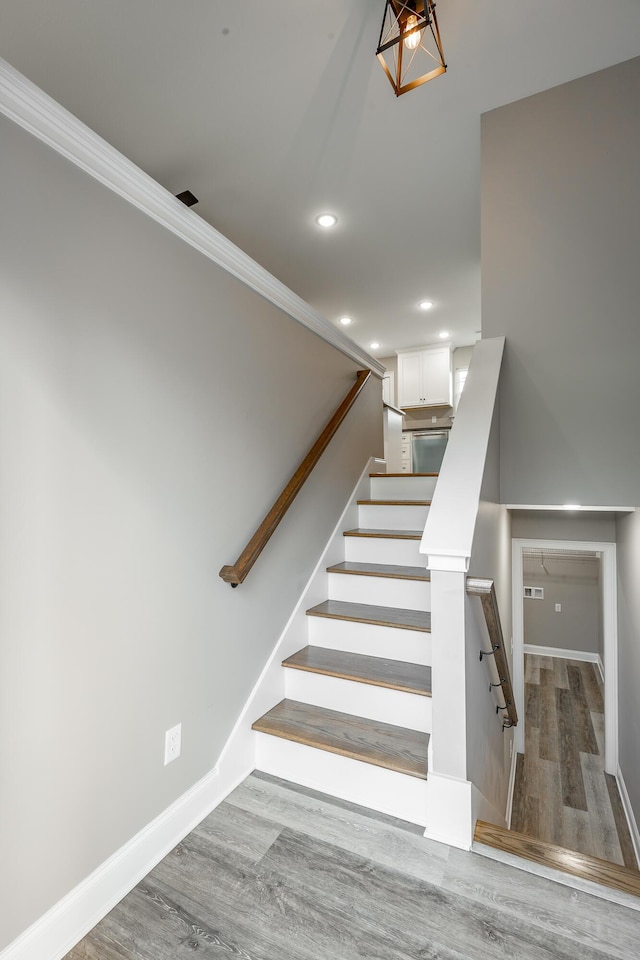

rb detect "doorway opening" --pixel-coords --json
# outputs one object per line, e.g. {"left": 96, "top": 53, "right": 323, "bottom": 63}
{"left": 510, "top": 538, "right": 637, "bottom": 868}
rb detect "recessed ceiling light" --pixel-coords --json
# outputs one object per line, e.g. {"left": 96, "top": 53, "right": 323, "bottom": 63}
{"left": 316, "top": 213, "right": 337, "bottom": 228}
{"left": 419, "top": 300, "right": 433, "bottom": 310}
{"left": 370, "top": 342, "right": 380, "bottom": 349}
{"left": 438, "top": 330, "right": 450, "bottom": 339}
{"left": 339, "top": 316, "right": 352, "bottom": 326}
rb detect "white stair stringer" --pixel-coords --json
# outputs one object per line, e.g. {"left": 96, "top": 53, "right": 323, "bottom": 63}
{"left": 254, "top": 733, "right": 429, "bottom": 826}
{"left": 284, "top": 668, "right": 432, "bottom": 733}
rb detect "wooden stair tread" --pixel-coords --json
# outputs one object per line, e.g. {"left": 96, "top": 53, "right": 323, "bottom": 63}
{"left": 474, "top": 820, "right": 640, "bottom": 899}
{"left": 357, "top": 499, "right": 432, "bottom": 506}
{"left": 343, "top": 528, "right": 423, "bottom": 540}
{"left": 252, "top": 700, "right": 428, "bottom": 779}
{"left": 282, "top": 646, "right": 432, "bottom": 696}
{"left": 369, "top": 472, "right": 439, "bottom": 477}
{"left": 306, "top": 599, "right": 431, "bottom": 632}
{"left": 327, "top": 561, "right": 430, "bottom": 581}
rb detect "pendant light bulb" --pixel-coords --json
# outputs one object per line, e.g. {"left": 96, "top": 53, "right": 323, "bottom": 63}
{"left": 403, "top": 14, "right": 421, "bottom": 50}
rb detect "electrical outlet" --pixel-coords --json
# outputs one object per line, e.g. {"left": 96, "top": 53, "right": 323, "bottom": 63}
{"left": 164, "top": 723, "right": 182, "bottom": 765}
{"left": 555, "top": 603, "right": 562, "bottom": 613}
{"left": 431, "top": 415, "right": 437, "bottom": 423}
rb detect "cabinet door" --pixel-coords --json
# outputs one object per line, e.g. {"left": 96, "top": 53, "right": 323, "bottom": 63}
{"left": 422, "top": 347, "right": 452, "bottom": 405}
{"left": 398, "top": 352, "right": 423, "bottom": 406}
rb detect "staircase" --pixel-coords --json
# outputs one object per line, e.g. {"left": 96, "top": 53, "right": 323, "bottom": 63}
{"left": 252, "top": 471, "right": 437, "bottom": 826}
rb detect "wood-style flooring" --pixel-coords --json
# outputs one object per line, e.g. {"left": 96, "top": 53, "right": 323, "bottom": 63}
{"left": 512, "top": 654, "right": 638, "bottom": 869}
{"left": 66, "top": 772, "right": 640, "bottom": 960}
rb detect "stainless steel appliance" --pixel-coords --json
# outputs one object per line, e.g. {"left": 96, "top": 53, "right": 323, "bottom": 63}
{"left": 411, "top": 430, "right": 449, "bottom": 473}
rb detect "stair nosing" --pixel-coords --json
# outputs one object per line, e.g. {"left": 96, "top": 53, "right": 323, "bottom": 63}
{"left": 357, "top": 499, "right": 432, "bottom": 506}
{"left": 282, "top": 646, "right": 432, "bottom": 697}
{"left": 306, "top": 600, "right": 431, "bottom": 633}
{"left": 326, "top": 561, "right": 430, "bottom": 582}
{"left": 252, "top": 699, "right": 428, "bottom": 779}
{"left": 343, "top": 528, "right": 423, "bottom": 541}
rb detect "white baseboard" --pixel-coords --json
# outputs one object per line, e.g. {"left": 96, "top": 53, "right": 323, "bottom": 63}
{"left": 596, "top": 655, "right": 605, "bottom": 683}
{"left": 0, "top": 763, "right": 252, "bottom": 960}
{"left": 505, "top": 742, "right": 519, "bottom": 828}
{"left": 523, "top": 644, "right": 600, "bottom": 664}
{"left": 616, "top": 764, "right": 640, "bottom": 866}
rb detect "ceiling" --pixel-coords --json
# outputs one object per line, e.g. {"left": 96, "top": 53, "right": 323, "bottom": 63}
{"left": 2, "top": 1, "right": 640, "bottom": 358}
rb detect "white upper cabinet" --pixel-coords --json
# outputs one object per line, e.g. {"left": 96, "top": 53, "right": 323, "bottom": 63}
{"left": 396, "top": 345, "right": 452, "bottom": 407}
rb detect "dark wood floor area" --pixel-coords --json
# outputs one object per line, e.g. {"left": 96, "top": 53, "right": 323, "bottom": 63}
{"left": 512, "top": 654, "right": 638, "bottom": 869}
{"left": 66, "top": 772, "right": 640, "bottom": 960}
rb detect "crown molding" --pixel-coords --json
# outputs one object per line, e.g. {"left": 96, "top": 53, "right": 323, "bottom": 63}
{"left": 0, "top": 57, "right": 384, "bottom": 377}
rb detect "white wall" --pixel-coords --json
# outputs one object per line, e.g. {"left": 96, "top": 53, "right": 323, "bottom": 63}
{"left": 0, "top": 113, "right": 382, "bottom": 950}
{"left": 522, "top": 554, "right": 600, "bottom": 655}
{"left": 482, "top": 55, "right": 640, "bottom": 506}
{"left": 614, "top": 511, "right": 640, "bottom": 828}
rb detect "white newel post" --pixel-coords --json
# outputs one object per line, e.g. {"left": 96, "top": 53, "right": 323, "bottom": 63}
{"left": 418, "top": 337, "right": 506, "bottom": 850}
{"left": 423, "top": 561, "right": 474, "bottom": 850}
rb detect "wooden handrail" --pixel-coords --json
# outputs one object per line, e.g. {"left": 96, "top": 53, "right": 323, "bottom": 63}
{"left": 466, "top": 577, "right": 518, "bottom": 728}
{"left": 220, "top": 369, "right": 372, "bottom": 587}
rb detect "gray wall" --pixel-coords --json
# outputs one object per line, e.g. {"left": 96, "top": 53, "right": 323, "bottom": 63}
{"left": 466, "top": 402, "right": 514, "bottom": 819}
{"left": 523, "top": 555, "right": 601, "bottom": 656}
{"left": 0, "top": 115, "right": 382, "bottom": 949}
{"left": 615, "top": 511, "right": 640, "bottom": 831}
{"left": 482, "top": 55, "right": 640, "bottom": 506}
{"left": 511, "top": 511, "right": 617, "bottom": 543}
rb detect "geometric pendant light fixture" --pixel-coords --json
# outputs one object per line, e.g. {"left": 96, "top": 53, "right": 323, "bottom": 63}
{"left": 376, "top": 1, "right": 446, "bottom": 96}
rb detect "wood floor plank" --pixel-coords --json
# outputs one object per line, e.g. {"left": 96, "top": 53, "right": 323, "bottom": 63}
{"left": 445, "top": 844, "right": 640, "bottom": 958}
{"left": 582, "top": 662, "right": 605, "bottom": 713}
{"left": 475, "top": 820, "right": 640, "bottom": 900}
{"left": 252, "top": 700, "right": 429, "bottom": 778}
{"left": 306, "top": 599, "right": 431, "bottom": 632}
{"left": 556, "top": 687, "right": 588, "bottom": 810}
{"left": 510, "top": 753, "right": 526, "bottom": 832}
{"left": 282, "top": 646, "right": 432, "bottom": 695}
{"left": 225, "top": 773, "right": 449, "bottom": 885}
{"left": 261, "top": 827, "right": 618, "bottom": 960}
{"left": 538, "top": 668, "right": 559, "bottom": 762}
{"left": 605, "top": 773, "right": 640, "bottom": 871}
{"left": 326, "top": 560, "right": 430, "bottom": 581}
{"left": 581, "top": 754, "right": 624, "bottom": 864}
{"left": 524, "top": 654, "right": 540, "bottom": 685}
{"left": 567, "top": 664, "right": 599, "bottom": 754}
{"left": 524, "top": 681, "right": 539, "bottom": 727}
{"left": 342, "top": 527, "right": 422, "bottom": 540}
{"left": 192, "top": 800, "right": 282, "bottom": 864}
{"left": 67, "top": 773, "right": 640, "bottom": 960}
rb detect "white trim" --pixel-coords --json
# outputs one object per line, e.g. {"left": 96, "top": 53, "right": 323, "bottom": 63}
{"left": 597, "top": 655, "right": 605, "bottom": 683}
{"left": 523, "top": 644, "right": 600, "bottom": 663}
{"left": 616, "top": 764, "right": 640, "bottom": 866}
{"left": 512, "top": 539, "right": 618, "bottom": 774}
{"left": 0, "top": 764, "right": 252, "bottom": 960}
{"left": 506, "top": 739, "right": 519, "bottom": 829}
{"left": 0, "top": 57, "right": 384, "bottom": 379}
{"left": 506, "top": 505, "right": 635, "bottom": 512}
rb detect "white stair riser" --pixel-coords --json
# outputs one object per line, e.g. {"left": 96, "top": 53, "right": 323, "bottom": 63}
{"left": 254, "top": 733, "right": 428, "bottom": 826}
{"left": 370, "top": 476, "right": 438, "bottom": 500}
{"left": 284, "top": 669, "right": 432, "bottom": 733}
{"left": 308, "top": 616, "right": 432, "bottom": 665}
{"left": 328, "top": 571, "right": 430, "bottom": 610}
{"left": 358, "top": 503, "right": 430, "bottom": 530}
{"left": 345, "top": 535, "right": 425, "bottom": 566}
